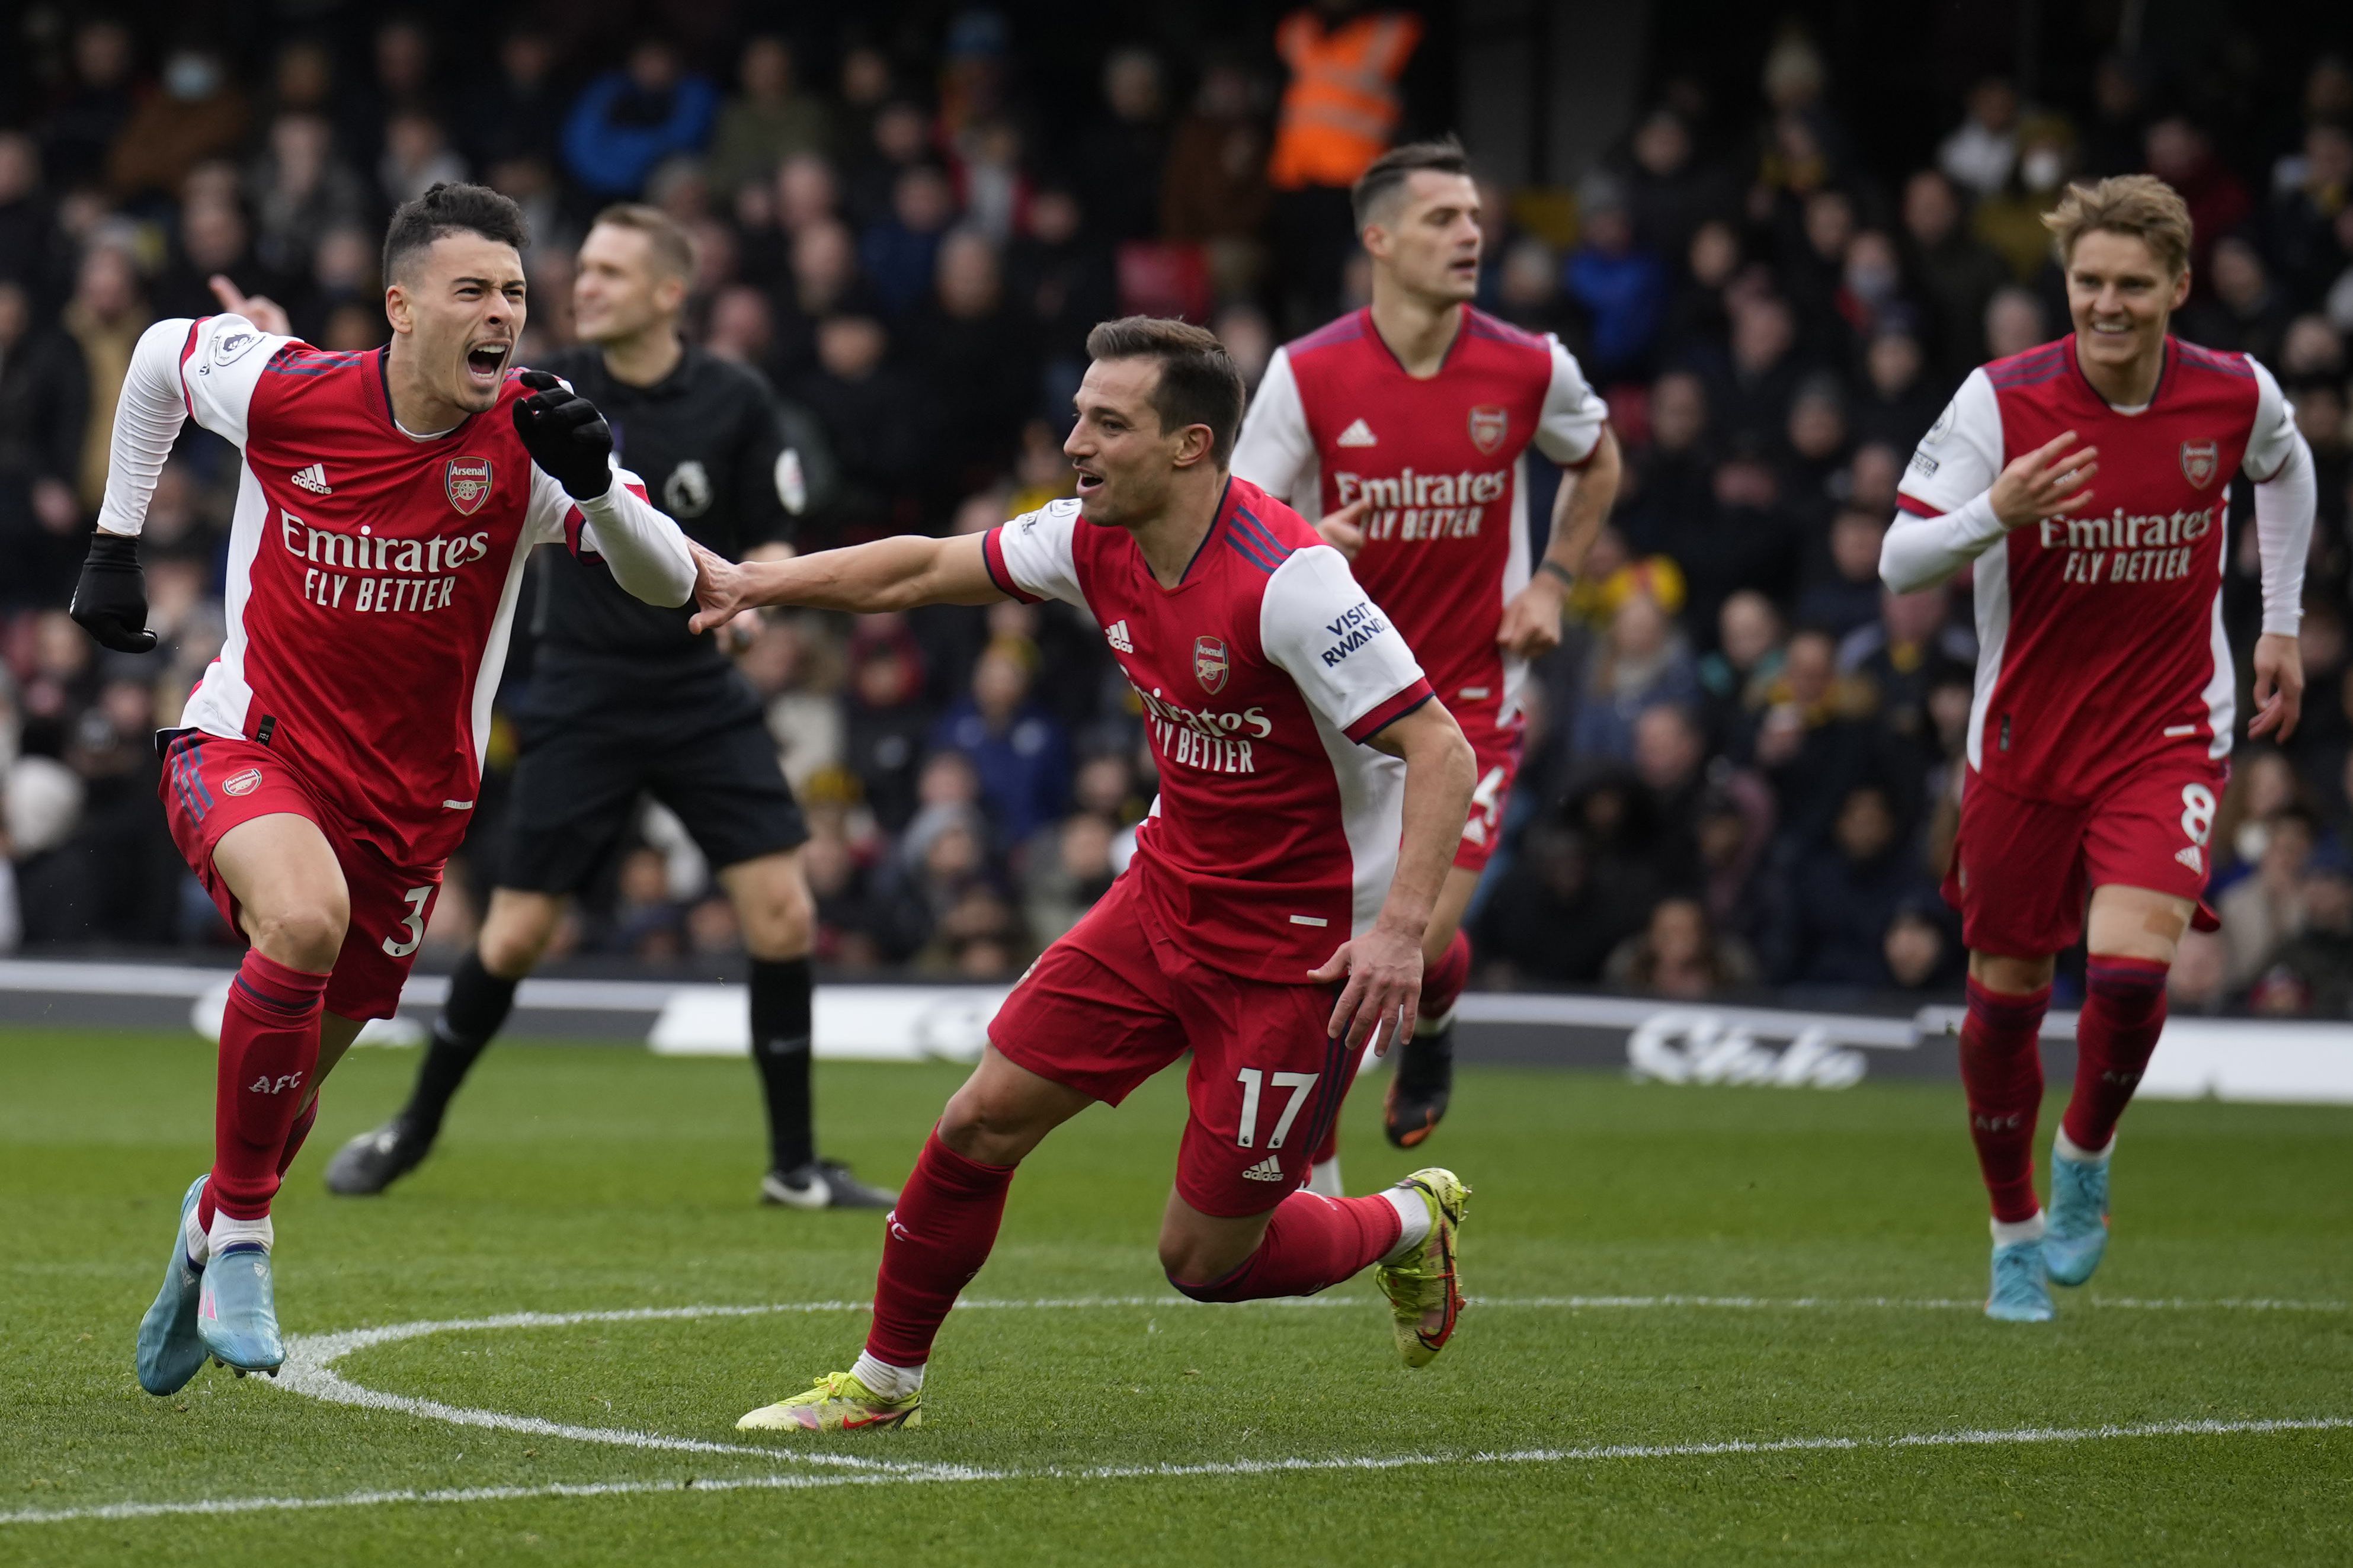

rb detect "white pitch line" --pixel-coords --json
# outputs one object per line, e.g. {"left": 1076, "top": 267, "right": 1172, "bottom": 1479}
{"left": 8, "top": 1414, "right": 2352, "bottom": 1528}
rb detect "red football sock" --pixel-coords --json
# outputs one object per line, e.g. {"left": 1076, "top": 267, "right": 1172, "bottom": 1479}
{"left": 863, "top": 1130, "right": 1016, "bottom": 1367}
{"left": 2063, "top": 955, "right": 2170, "bottom": 1153}
{"left": 206, "top": 951, "right": 330, "bottom": 1222}
{"left": 1960, "top": 977, "right": 2048, "bottom": 1224}
{"left": 276, "top": 1096, "right": 321, "bottom": 1178}
{"left": 1422, "top": 929, "right": 1471, "bottom": 1021}
{"left": 1168, "top": 1191, "right": 1402, "bottom": 1302}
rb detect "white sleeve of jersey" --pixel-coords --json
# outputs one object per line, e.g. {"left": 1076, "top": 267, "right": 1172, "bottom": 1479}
{"left": 1230, "top": 348, "right": 1321, "bottom": 514}
{"left": 1880, "top": 368, "right": 2011, "bottom": 592}
{"left": 95, "top": 315, "right": 287, "bottom": 537}
{"left": 1260, "top": 543, "right": 1431, "bottom": 742}
{"left": 2244, "top": 357, "right": 2301, "bottom": 482}
{"left": 523, "top": 461, "right": 697, "bottom": 607}
{"left": 987, "top": 496, "right": 1087, "bottom": 609}
{"left": 2244, "top": 357, "right": 2316, "bottom": 637}
{"left": 1532, "top": 336, "right": 1608, "bottom": 465}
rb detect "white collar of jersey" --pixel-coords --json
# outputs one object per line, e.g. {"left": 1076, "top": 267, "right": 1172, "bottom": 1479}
{"left": 393, "top": 417, "right": 460, "bottom": 442}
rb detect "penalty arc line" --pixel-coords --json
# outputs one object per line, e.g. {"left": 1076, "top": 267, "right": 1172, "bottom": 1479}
{"left": 6, "top": 1414, "right": 2352, "bottom": 1527}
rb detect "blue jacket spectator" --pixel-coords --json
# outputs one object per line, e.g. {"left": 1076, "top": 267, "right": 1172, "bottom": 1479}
{"left": 927, "top": 642, "right": 1070, "bottom": 845}
{"left": 1562, "top": 183, "right": 1665, "bottom": 382}
{"left": 562, "top": 43, "right": 718, "bottom": 198}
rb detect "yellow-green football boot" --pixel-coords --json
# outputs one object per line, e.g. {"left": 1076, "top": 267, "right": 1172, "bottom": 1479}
{"left": 737, "top": 1370, "right": 923, "bottom": 1432}
{"left": 1375, "top": 1167, "right": 1470, "bottom": 1367}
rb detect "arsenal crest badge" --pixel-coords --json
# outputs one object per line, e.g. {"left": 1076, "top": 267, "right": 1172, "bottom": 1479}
{"left": 1468, "top": 405, "right": 1509, "bottom": 454}
{"left": 445, "top": 456, "right": 494, "bottom": 515}
{"left": 222, "top": 768, "right": 262, "bottom": 797}
{"left": 1194, "top": 634, "right": 1230, "bottom": 695}
{"left": 2179, "top": 439, "right": 2218, "bottom": 490}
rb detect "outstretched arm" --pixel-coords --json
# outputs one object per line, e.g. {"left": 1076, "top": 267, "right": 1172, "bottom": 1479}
{"left": 690, "top": 531, "right": 1006, "bottom": 631}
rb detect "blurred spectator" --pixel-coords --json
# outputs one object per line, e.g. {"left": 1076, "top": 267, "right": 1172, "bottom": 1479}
{"left": 63, "top": 246, "right": 143, "bottom": 516}
{"left": 1796, "top": 509, "right": 1888, "bottom": 639}
{"left": 1024, "top": 810, "right": 1118, "bottom": 945}
{"left": 917, "top": 230, "right": 1039, "bottom": 496}
{"left": 1563, "top": 179, "right": 1664, "bottom": 384}
{"left": 1983, "top": 286, "right": 2047, "bottom": 360}
{"left": 1604, "top": 895, "right": 1758, "bottom": 998}
{"left": 1902, "top": 169, "right": 2008, "bottom": 377}
{"left": 929, "top": 640, "right": 1070, "bottom": 845}
{"left": 1772, "top": 783, "right": 1929, "bottom": 986}
{"left": 1084, "top": 48, "right": 1171, "bottom": 245}
{"left": 2181, "top": 236, "right": 2291, "bottom": 364}
{"left": 43, "top": 21, "right": 140, "bottom": 193}
{"left": 1161, "top": 60, "right": 1273, "bottom": 278}
{"left": 1570, "top": 595, "right": 1699, "bottom": 763}
{"left": 796, "top": 315, "right": 930, "bottom": 534}
{"left": 707, "top": 39, "right": 831, "bottom": 197}
{"left": 1883, "top": 899, "right": 1961, "bottom": 991}
{"left": 2249, "top": 850, "right": 2353, "bottom": 1017}
{"left": 109, "top": 47, "right": 250, "bottom": 201}
{"left": 860, "top": 165, "right": 955, "bottom": 316}
{"left": 248, "top": 114, "right": 372, "bottom": 280}
{"left": 0, "top": 280, "right": 90, "bottom": 607}
{"left": 2219, "top": 807, "right": 2316, "bottom": 987}
{"left": 379, "top": 111, "right": 467, "bottom": 209}
{"left": 564, "top": 41, "right": 719, "bottom": 200}
{"left": 2144, "top": 116, "right": 2250, "bottom": 279}
{"left": 1267, "top": 5, "right": 1422, "bottom": 326}
{"left": 1475, "top": 822, "right": 1634, "bottom": 983}
{"left": 1938, "top": 78, "right": 2019, "bottom": 199}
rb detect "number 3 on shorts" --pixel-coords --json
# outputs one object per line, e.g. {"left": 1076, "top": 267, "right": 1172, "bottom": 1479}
{"left": 1235, "top": 1067, "right": 1319, "bottom": 1149}
{"left": 2179, "top": 784, "right": 2216, "bottom": 847}
{"left": 382, "top": 884, "right": 434, "bottom": 958}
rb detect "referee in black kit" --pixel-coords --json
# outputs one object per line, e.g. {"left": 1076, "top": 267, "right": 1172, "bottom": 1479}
{"left": 326, "top": 204, "right": 893, "bottom": 1210}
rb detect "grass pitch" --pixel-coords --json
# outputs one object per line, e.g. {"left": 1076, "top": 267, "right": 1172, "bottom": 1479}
{"left": 4, "top": 1027, "right": 2351, "bottom": 1564}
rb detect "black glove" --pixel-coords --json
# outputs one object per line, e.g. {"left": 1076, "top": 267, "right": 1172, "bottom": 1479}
{"left": 511, "top": 369, "right": 614, "bottom": 499}
{"left": 69, "top": 531, "right": 158, "bottom": 653}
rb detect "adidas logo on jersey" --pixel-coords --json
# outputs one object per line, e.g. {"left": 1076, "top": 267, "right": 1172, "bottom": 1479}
{"left": 1105, "top": 619, "right": 1134, "bottom": 653}
{"left": 1240, "top": 1155, "right": 1286, "bottom": 1183}
{"left": 291, "top": 463, "right": 332, "bottom": 495}
{"left": 2176, "top": 845, "right": 2204, "bottom": 875}
{"left": 1336, "top": 418, "right": 1378, "bottom": 448}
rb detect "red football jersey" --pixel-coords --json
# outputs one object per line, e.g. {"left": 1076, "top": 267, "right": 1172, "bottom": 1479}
{"left": 121, "top": 315, "right": 651, "bottom": 865}
{"left": 983, "top": 479, "right": 1433, "bottom": 983}
{"left": 1230, "top": 306, "right": 1607, "bottom": 745}
{"left": 1893, "top": 335, "right": 2301, "bottom": 804}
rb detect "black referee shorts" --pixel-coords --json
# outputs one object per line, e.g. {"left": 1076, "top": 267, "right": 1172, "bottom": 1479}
{"left": 499, "top": 699, "right": 809, "bottom": 897}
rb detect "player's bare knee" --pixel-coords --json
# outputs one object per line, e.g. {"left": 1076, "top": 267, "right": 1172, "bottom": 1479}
{"left": 248, "top": 900, "right": 347, "bottom": 971}
{"left": 738, "top": 888, "right": 814, "bottom": 961}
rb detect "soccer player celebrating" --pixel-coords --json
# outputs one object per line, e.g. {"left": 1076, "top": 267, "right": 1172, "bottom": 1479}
{"left": 1882, "top": 175, "right": 2313, "bottom": 1322}
{"left": 76, "top": 184, "right": 698, "bottom": 1391}
{"left": 693, "top": 319, "right": 1479, "bottom": 1431}
{"left": 323, "top": 204, "right": 891, "bottom": 1213}
{"left": 1232, "top": 139, "right": 1618, "bottom": 1169}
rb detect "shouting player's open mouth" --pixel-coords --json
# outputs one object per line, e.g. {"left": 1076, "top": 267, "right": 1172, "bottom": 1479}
{"left": 1073, "top": 461, "right": 1106, "bottom": 500}
{"left": 463, "top": 338, "right": 513, "bottom": 393}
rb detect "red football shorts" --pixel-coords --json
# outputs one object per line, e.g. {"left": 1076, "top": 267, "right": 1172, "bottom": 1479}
{"left": 160, "top": 731, "right": 444, "bottom": 1021}
{"left": 1452, "top": 722, "right": 1524, "bottom": 873}
{"left": 1942, "top": 759, "right": 2224, "bottom": 958}
{"left": 988, "top": 873, "right": 1359, "bottom": 1218}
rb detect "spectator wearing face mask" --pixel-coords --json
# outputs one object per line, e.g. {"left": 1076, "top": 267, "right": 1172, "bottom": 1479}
{"left": 108, "top": 47, "right": 251, "bottom": 201}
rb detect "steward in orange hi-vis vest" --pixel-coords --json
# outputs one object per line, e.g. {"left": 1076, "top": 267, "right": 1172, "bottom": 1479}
{"left": 1268, "top": 7, "right": 1423, "bottom": 191}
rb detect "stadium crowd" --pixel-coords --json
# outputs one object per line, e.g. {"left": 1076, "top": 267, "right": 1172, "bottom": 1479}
{"left": 2, "top": 10, "right": 2351, "bottom": 1013}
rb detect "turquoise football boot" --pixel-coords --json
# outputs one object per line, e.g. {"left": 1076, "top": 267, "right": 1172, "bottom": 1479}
{"left": 2044, "top": 1148, "right": 2111, "bottom": 1287}
{"left": 1985, "top": 1236, "right": 2054, "bottom": 1323}
{"left": 135, "top": 1175, "right": 211, "bottom": 1395}
{"left": 196, "top": 1235, "right": 285, "bottom": 1376}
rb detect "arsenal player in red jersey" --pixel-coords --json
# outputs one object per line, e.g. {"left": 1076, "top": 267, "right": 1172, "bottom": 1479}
{"left": 693, "top": 319, "right": 1478, "bottom": 1432}
{"left": 72, "top": 184, "right": 697, "bottom": 1390}
{"left": 1881, "top": 176, "right": 2313, "bottom": 1322}
{"left": 1233, "top": 138, "right": 1620, "bottom": 1172}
